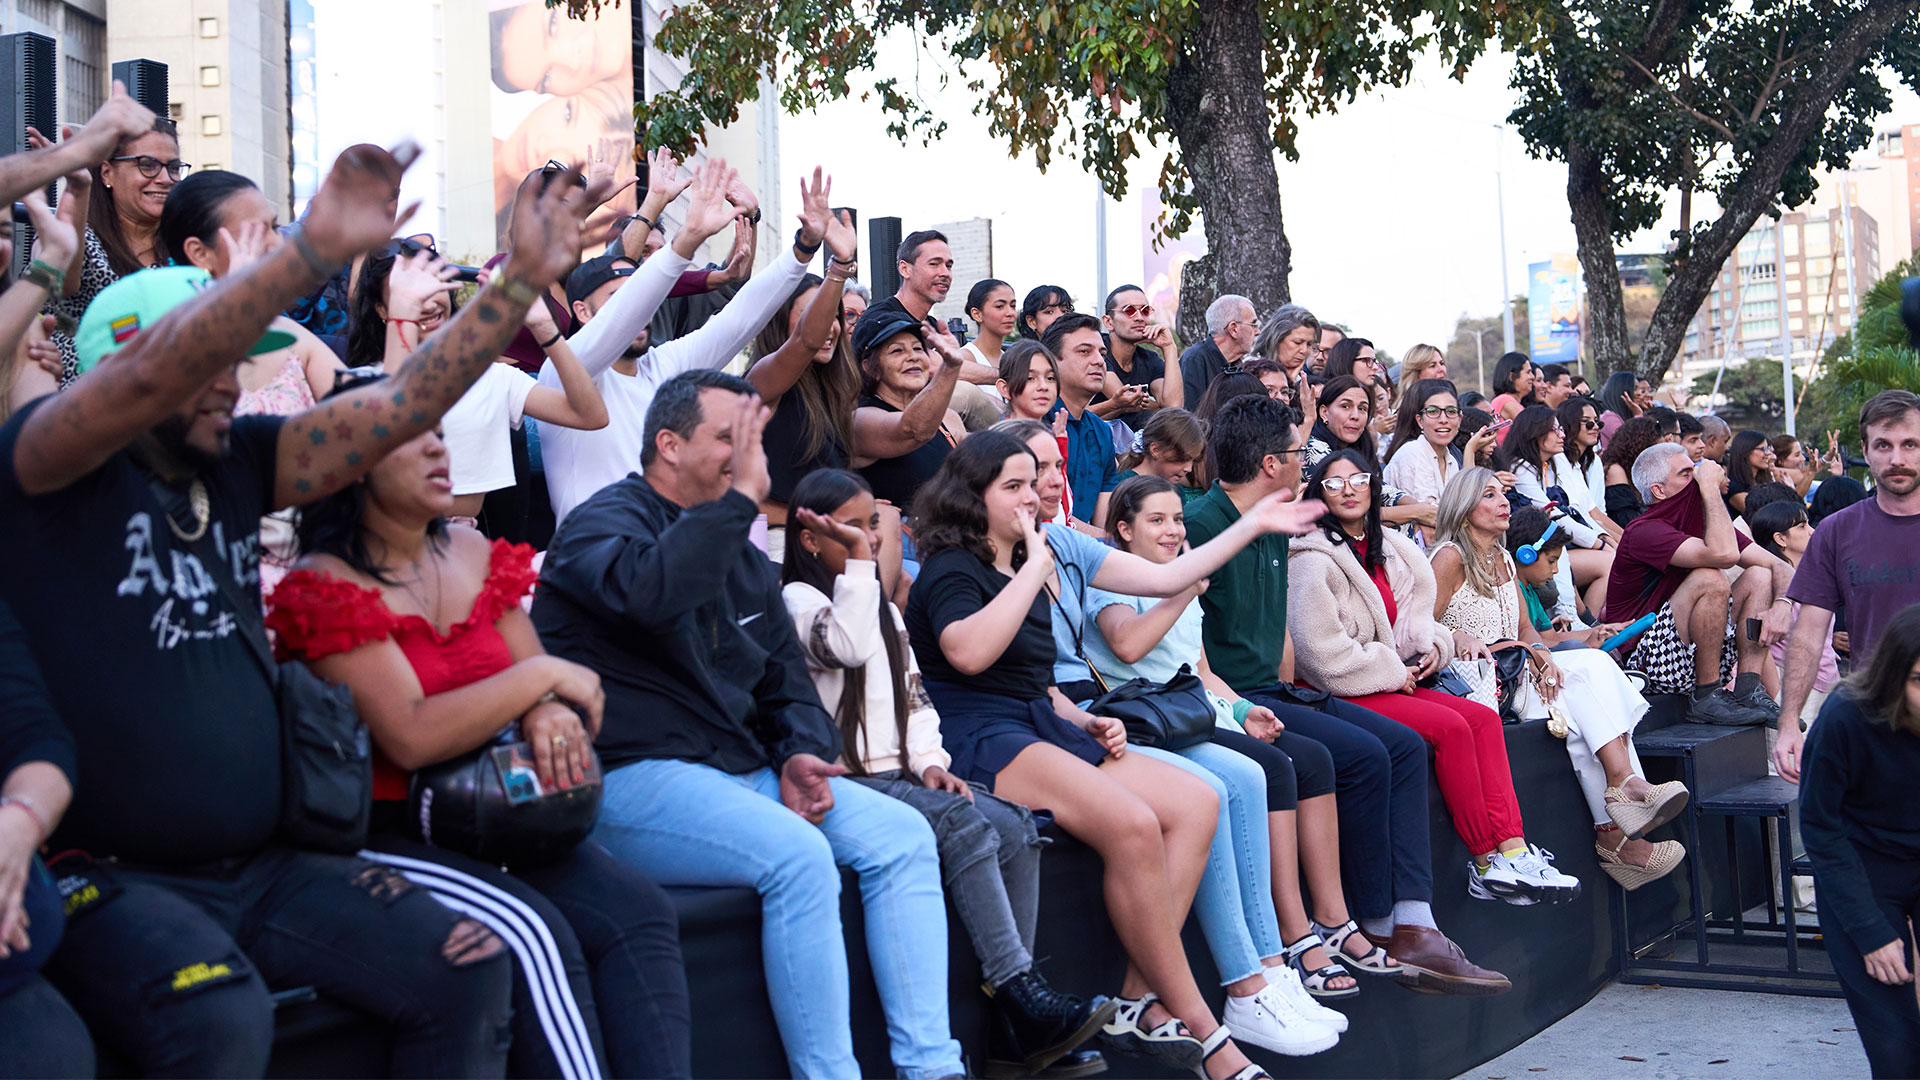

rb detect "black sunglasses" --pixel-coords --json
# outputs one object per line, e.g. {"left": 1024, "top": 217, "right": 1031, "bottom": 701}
{"left": 378, "top": 236, "right": 439, "bottom": 260}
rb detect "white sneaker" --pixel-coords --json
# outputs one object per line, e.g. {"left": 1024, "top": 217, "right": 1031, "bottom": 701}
{"left": 1482, "top": 845, "right": 1581, "bottom": 903}
{"left": 1262, "top": 964, "right": 1349, "bottom": 1033}
{"left": 1467, "top": 857, "right": 1535, "bottom": 904}
{"left": 1221, "top": 984, "right": 1339, "bottom": 1057}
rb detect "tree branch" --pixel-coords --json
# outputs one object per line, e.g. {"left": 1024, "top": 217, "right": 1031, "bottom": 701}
{"left": 1622, "top": 52, "right": 1737, "bottom": 141}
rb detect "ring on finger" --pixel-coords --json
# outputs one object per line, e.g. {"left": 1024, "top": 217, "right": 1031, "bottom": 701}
{"left": 552, "top": 735, "right": 568, "bottom": 748}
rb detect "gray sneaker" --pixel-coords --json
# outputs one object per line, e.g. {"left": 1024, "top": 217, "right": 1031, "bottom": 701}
{"left": 1687, "top": 688, "right": 1769, "bottom": 727}
{"left": 1734, "top": 684, "right": 1781, "bottom": 725}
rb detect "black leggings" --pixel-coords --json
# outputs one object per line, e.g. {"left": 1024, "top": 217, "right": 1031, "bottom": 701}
{"left": 362, "top": 833, "right": 693, "bottom": 1080}
{"left": 1819, "top": 852, "right": 1920, "bottom": 1077}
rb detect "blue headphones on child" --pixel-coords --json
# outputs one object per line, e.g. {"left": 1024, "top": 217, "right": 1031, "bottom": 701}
{"left": 1514, "top": 507, "right": 1563, "bottom": 566}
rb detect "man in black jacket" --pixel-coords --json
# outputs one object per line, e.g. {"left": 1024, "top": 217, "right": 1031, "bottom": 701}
{"left": 533, "top": 370, "right": 964, "bottom": 1079}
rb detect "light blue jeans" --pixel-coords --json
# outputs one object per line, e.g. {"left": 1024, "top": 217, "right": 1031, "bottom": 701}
{"left": 1135, "top": 744, "right": 1284, "bottom": 985}
{"left": 593, "top": 758, "right": 965, "bottom": 1080}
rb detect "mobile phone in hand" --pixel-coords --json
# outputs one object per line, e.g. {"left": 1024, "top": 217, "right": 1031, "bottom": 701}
{"left": 1745, "top": 617, "right": 1763, "bottom": 642}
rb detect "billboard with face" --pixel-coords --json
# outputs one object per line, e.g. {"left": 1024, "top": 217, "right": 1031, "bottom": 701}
{"left": 1528, "top": 255, "right": 1582, "bottom": 366}
{"left": 488, "top": 0, "right": 637, "bottom": 247}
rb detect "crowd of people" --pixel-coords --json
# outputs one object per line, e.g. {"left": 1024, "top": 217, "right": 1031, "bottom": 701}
{"left": 1, "top": 85, "right": 1918, "bottom": 1080}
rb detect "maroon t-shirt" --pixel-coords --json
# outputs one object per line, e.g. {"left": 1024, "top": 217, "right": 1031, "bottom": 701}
{"left": 1602, "top": 488, "right": 1751, "bottom": 624}
{"left": 1787, "top": 497, "right": 1920, "bottom": 666}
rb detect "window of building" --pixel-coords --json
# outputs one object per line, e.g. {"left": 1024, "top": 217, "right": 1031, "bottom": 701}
{"left": 1784, "top": 227, "right": 1800, "bottom": 256}
{"left": 200, "top": 17, "right": 220, "bottom": 37}
{"left": 200, "top": 66, "right": 220, "bottom": 87}
{"left": 1787, "top": 279, "right": 1802, "bottom": 295}
{"left": 1790, "top": 316, "right": 1805, "bottom": 332}
{"left": 201, "top": 115, "right": 222, "bottom": 137}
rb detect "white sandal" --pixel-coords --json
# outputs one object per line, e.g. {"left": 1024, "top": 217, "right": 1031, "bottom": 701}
{"left": 1098, "top": 992, "right": 1203, "bottom": 1072}
{"left": 1197, "top": 1024, "right": 1271, "bottom": 1080}
{"left": 1314, "top": 918, "right": 1402, "bottom": 977}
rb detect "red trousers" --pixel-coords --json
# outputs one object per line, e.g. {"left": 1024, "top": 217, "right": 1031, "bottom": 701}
{"left": 1343, "top": 687, "right": 1524, "bottom": 856}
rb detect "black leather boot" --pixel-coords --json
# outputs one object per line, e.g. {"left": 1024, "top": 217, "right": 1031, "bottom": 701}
{"left": 982, "top": 970, "right": 1117, "bottom": 1078}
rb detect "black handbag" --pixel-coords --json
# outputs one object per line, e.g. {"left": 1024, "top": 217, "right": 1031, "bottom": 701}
{"left": 411, "top": 727, "right": 602, "bottom": 869}
{"left": 1044, "top": 537, "right": 1218, "bottom": 751}
{"left": 1492, "top": 646, "right": 1532, "bottom": 721}
{"left": 164, "top": 478, "right": 373, "bottom": 854}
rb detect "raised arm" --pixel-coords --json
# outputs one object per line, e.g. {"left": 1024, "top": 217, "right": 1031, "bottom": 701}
{"left": 747, "top": 170, "right": 854, "bottom": 401}
{"left": 0, "top": 83, "right": 152, "bottom": 207}
{"left": 784, "top": 513, "right": 883, "bottom": 670}
{"left": 274, "top": 158, "right": 615, "bottom": 508}
{"left": 560, "top": 159, "right": 737, "bottom": 381}
{"left": 1667, "top": 459, "right": 1741, "bottom": 569}
{"left": 12, "top": 143, "right": 421, "bottom": 496}
{"left": 852, "top": 324, "right": 966, "bottom": 461}
{"left": 937, "top": 511, "right": 1053, "bottom": 677}
{"left": 1087, "top": 489, "right": 1325, "bottom": 597}
{"left": 520, "top": 298, "right": 607, "bottom": 430}
{"left": 1, "top": 192, "right": 78, "bottom": 368}
{"left": 615, "top": 146, "right": 693, "bottom": 262}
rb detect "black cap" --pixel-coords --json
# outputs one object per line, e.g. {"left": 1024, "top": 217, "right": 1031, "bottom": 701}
{"left": 565, "top": 252, "right": 636, "bottom": 306}
{"left": 851, "top": 309, "right": 925, "bottom": 360}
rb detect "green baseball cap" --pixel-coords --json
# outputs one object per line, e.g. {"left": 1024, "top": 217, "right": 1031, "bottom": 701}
{"left": 73, "top": 266, "right": 297, "bottom": 376}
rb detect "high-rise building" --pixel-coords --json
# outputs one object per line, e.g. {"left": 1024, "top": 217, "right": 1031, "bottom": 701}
{"left": 1676, "top": 203, "right": 1880, "bottom": 386}
{"left": 0, "top": 0, "right": 108, "bottom": 130}
{"left": 105, "top": 0, "right": 291, "bottom": 215}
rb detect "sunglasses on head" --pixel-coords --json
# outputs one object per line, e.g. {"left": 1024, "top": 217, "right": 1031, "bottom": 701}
{"left": 378, "top": 235, "right": 440, "bottom": 260}
{"left": 540, "top": 159, "right": 589, "bottom": 188}
{"left": 110, "top": 155, "right": 191, "bottom": 181}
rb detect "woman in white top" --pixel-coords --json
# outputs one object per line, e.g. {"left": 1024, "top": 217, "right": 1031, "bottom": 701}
{"left": 1552, "top": 398, "right": 1622, "bottom": 544}
{"left": 963, "top": 278, "right": 1018, "bottom": 401}
{"left": 1382, "top": 380, "right": 1497, "bottom": 545}
{"left": 1497, "top": 405, "right": 1613, "bottom": 616}
{"left": 349, "top": 241, "right": 608, "bottom": 522}
{"left": 780, "top": 467, "right": 1115, "bottom": 1076}
{"left": 1428, "top": 467, "right": 1688, "bottom": 892}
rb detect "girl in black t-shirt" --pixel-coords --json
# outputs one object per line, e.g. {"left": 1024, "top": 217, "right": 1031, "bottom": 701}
{"left": 904, "top": 432, "right": 1273, "bottom": 1080}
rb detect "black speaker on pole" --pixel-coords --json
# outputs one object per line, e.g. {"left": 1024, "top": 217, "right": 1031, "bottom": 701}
{"left": 870, "top": 216, "right": 902, "bottom": 301}
{"left": 1, "top": 32, "right": 57, "bottom": 280}
{"left": 112, "top": 59, "right": 170, "bottom": 118}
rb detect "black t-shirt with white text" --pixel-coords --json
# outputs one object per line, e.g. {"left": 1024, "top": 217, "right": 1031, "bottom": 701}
{"left": 0, "top": 397, "right": 285, "bottom": 865}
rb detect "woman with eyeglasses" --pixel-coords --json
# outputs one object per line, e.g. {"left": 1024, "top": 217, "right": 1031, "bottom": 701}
{"left": 1289, "top": 452, "right": 1581, "bottom": 905}
{"left": 1247, "top": 304, "right": 1320, "bottom": 414}
{"left": 1304, "top": 377, "right": 1434, "bottom": 533}
{"left": 42, "top": 116, "right": 190, "bottom": 384}
{"left": 1497, "top": 405, "right": 1614, "bottom": 617}
{"left": 1383, "top": 381, "right": 1499, "bottom": 544}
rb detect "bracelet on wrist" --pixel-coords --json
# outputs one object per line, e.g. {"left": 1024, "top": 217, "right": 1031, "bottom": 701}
{"left": 287, "top": 222, "right": 345, "bottom": 279}
{"left": 22, "top": 259, "right": 64, "bottom": 293}
{"left": 1230, "top": 698, "right": 1254, "bottom": 725}
{"left": 538, "top": 329, "right": 564, "bottom": 350}
{"left": 793, "top": 228, "right": 822, "bottom": 256}
{"left": 0, "top": 795, "right": 49, "bottom": 843}
{"left": 492, "top": 273, "right": 541, "bottom": 308}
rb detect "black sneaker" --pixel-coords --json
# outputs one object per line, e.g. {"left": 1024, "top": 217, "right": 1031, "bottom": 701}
{"left": 982, "top": 972, "right": 1118, "bottom": 1078}
{"left": 1687, "top": 688, "right": 1769, "bottom": 727}
{"left": 1732, "top": 682, "right": 1781, "bottom": 725}
{"left": 1038, "top": 1049, "right": 1108, "bottom": 1077}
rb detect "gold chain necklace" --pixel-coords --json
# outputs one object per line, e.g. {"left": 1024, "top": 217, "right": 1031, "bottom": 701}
{"left": 164, "top": 478, "right": 211, "bottom": 543}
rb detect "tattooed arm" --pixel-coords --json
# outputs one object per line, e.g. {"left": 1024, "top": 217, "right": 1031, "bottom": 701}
{"left": 12, "top": 144, "right": 418, "bottom": 496}
{"left": 274, "top": 164, "right": 612, "bottom": 509}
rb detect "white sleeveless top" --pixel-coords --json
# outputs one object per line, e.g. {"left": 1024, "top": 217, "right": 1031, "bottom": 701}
{"left": 1433, "top": 540, "right": 1520, "bottom": 642}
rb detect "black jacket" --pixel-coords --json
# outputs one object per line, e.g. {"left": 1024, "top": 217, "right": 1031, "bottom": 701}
{"left": 532, "top": 478, "right": 839, "bottom": 774}
{"left": 0, "top": 597, "right": 73, "bottom": 784}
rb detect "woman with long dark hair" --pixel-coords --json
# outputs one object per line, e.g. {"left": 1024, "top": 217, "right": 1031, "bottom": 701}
{"left": 269, "top": 379, "right": 691, "bottom": 1080}
{"left": 1724, "top": 428, "right": 1777, "bottom": 518}
{"left": 779, "top": 468, "right": 1112, "bottom": 1077}
{"left": 1487, "top": 353, "right": 1536, "bottom": 428}
{"left": 1596, "top": 371, "right": 1640, "bottom": 449}
{"left": 1289, "top": 451, "right": 1579, "bottom": 905}
{"left": 903, "top": 431, "right": 1320, "bottom": 1080}
{"left": 1305, "top": 377, "right": 1432, "bottom": 532}
{"left": 1323, "top": 338, "right": 1378, "bottom": 387}
{"left": 1498, "top": 404, "right": 1613, "bottom": 615}
{"left": 1555, "top": 396, "right": 1622, "bottom": 542}
{"left": 1800, "top": 603, "right": 1920, "bottom": 1076}
{"left": 1383, "top": 380, "right": 1495, "bottom": 541}
{"left": 43, "top": 114, "right": 186, "bottom": 383}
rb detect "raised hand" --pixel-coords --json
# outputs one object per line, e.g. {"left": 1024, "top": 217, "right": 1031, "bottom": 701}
{"left": 644, "top": 146, "right": 692, "bottom": 204}
{"left": 823, "top": 209, "right": 857, "bottom": 264}
{"left": 1145, "top": 321, "right": 1175, "bottom": 353}
{"left": 1692, "top": 457, "right": 1726, "bottom": 496}
{"left": 725, "top": 170, "right": 760, "bottom": 218}
{"left": 676, "top": 158, "right": 739, "bottom": 252}
{"left": 1244, "top": 487, "right": 1327, "bottom": 537}
{"left": 1050, "top": 409, "right": 1068, "bottom": 439}
{"left": 385, "top": 249, "right": 459, "bottom": 320}
{"left": 780, "top": 753, "right": 847, "bottom": 824}
{"left": 794, "top": 506, "right": 874, "bottom": 562}
{"left": 728, "top": 391, "right": 773, "bottom": 504}
{"left": 1013, "top": 506, "right": 1054, "bottom": 575}
{"left": 18, "top": 190, "right": 76, "bottom": 272}
{"left": 505, "top": 161, "right": 618, "bottom": 289}
{"left": 86, "top": 81, "right": 158, "bottom": 145}
{"left": 215, "top": 219, "right": 276, "bottom": 278}
{"left": 795, "top": 166, "right": 832, "bottom": 249}
{"left": 919, "top": 319, "right": 967, "bottom": 366}
{"left": 304, "top": 142, "right": 422, "bottom": 268}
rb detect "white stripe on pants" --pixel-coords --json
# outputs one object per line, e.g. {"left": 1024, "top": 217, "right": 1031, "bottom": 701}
{"left": 357, "top": 849, "right": 602, "bottom": 1080}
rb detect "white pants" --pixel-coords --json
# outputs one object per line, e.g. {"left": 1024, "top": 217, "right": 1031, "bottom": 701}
{"left": 1517, "top": 647, "right": 1650, "bottom": 826}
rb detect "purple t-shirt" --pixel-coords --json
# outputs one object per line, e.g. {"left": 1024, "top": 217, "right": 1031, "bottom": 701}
{"left": 1786, "top": 497, "right": 1920, "bottom": 665}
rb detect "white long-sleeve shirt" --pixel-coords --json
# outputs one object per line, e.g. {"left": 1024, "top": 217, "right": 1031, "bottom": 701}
{"left": 538, "top": 248, "right": 811, "bottom": 525}
{"left": 783, "top": 561, "right": 952, "bottom": 777}
{"left": 1510, "top": 460, "right": 1605, "bottom": 549}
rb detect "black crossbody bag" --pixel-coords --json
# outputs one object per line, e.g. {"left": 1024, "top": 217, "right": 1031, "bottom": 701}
{"left": 155, "top": 479, "right": 372, "bottom": 853}
{"left": 1044, "top": 537, "right": 1217, "bottom": 751}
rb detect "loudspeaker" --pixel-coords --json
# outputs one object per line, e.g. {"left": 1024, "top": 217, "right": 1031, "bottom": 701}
{"left": 869, "top": 216, "right": 902, "bottom": 302}
{"left": 0, "top": 32, "right": 57, "bottom": 280}
{"left": 112, "top": 59, "right": 169, "bottom": 117}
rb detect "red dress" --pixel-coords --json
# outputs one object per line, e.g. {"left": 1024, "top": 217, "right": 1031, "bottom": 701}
{"left": 267, "top": 539, "right": 539, "bottom": 800}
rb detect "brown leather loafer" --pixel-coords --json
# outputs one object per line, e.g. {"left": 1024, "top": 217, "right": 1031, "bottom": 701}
{"left": 1363, "top": 925, "right": 1511, "bottom": 996}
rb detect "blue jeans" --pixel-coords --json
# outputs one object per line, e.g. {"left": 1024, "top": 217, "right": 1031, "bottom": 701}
{"left": 593, "top": 758, "right": 964, "bottom": 1080}
{"left": 1136, "top": 745, "right": 1283, "bottom": 985}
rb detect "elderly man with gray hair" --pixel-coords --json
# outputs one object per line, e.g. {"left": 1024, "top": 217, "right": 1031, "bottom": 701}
{"left": 1177, "top": 292, "right": 1259, "bottom": 407}
{"left": 1597, "top": 442, "right": 1794, "bottom": 725}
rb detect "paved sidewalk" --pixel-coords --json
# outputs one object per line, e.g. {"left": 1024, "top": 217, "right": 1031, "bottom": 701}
{"left": 1454, "top": 981, "right": 1866, "bottom": 1080}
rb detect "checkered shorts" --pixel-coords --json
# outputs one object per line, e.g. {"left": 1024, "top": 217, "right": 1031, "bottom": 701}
{"left": 1625, "top": 601, "right": 1738, "bottom": 696}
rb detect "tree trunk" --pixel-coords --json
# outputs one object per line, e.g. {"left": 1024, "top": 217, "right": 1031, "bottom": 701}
{"left": 1574, "top": 0, "right": 1920, "bottom": 384}
{"left": 1566, "top": 141, "right": 1636, "bottom": 378}
{"left": 1165, "top": 0, "right": 1290, "bottom": 344}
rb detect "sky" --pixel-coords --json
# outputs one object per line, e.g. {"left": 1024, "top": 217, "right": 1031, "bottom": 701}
{"left": 775, "top": 30, "right": 1920, "bottom": 356}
